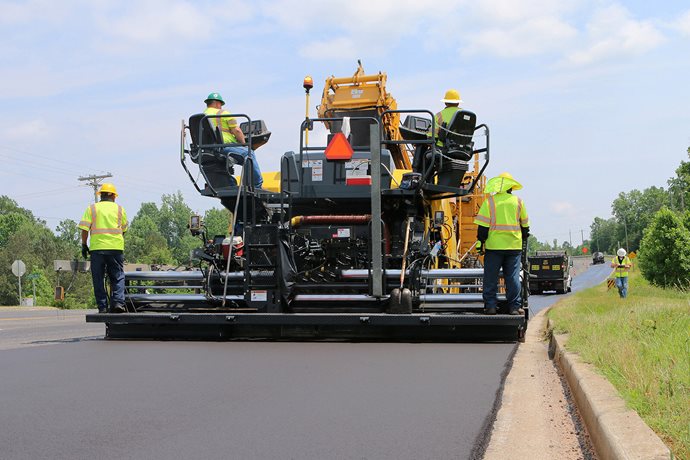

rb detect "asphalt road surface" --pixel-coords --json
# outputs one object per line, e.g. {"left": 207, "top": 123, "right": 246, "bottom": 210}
{"left": 0, "top": 263, "right": 610, "bottom": 460}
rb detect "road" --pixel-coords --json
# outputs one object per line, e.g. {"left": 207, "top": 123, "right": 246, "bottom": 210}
{"left": 0, "top": 263, "right": 610, "bottom": 460}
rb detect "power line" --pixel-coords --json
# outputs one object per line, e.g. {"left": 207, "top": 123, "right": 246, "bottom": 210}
{"left": 78, "top": 173, "right": 113, "bottom": 203}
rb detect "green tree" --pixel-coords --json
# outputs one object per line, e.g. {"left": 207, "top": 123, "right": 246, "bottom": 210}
{"left": 611, "top": 186, "right": 669, "bottom": 251}
{"left": 158, "top": 192, "right": 199, "bottom": 263}
{"left": 125, "top": 215, "right": 173, "bottom": 265}
{"left": 55, "top": 219, "right": 81, "bottom": 260}
{"left": 589, "top": 217, "right": 618, "bottom": 254}
{"left": 667, "top": 147, "right": 690, "bottom": 212}
{"left": 204, "top": 208, "right": 231, "bottom": 239}
{"left": 638, "top": 208, "right": 690, "bottom": 288}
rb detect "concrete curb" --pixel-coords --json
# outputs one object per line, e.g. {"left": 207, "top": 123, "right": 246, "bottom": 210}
{"left": 547, "top": 318, "right": 672, "bottom": 460}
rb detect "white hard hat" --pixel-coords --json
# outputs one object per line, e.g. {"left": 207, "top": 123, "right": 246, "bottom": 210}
{"left": 617, "top": 248, "right": 627, "bottom": 257}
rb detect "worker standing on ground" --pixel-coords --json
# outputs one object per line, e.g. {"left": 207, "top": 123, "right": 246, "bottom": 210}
{"left": 78, "top": 183, "right": 128, "bottom": 313}
{"left": 610, "top": 248, "right": 632, "bottom": 298}
{"left": 203, "top": 92, "right": 263, "bottom": 188}
{"left": 412, "top": 89, "right": 462, "bottom": 173}
{"left": 474, "top": 172, "right": 530, "bottom": 315}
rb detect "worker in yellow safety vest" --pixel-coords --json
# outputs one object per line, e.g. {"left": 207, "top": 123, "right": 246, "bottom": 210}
{"left": 203, "top": 92, "right": 263, "bottom": 188}
{"left": 78, "top": 183, "right": 128, "bottom": 313}
{"left": 474, "top": 172, "right": 530, "bottom": 315}
{"left": 610, "top": 248, "right": 632, "bottom": 298}
{"left": 412, "top": 89, "right": 463, "bottom": 173}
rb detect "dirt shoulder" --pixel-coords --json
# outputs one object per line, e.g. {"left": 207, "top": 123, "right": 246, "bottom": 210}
{"left": 483, "top": 309, "right": 595, "bottom": 459}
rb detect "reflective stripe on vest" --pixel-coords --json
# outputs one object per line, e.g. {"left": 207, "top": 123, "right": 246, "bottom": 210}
{"left": 87, "top": 202, "right": 126, "bottom": 251}
{"left": 205, "top": 108, "right": 237, "bottom": 142}
{"left": 481, "top": 194, "right": 525, "bottom": 250}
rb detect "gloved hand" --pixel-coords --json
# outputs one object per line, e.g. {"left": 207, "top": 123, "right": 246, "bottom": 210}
{"left": 476, "top": 240, "right": 485, "bottom": 255}
{"left": 81, "top": 244, "right": 90, "bottom": 259}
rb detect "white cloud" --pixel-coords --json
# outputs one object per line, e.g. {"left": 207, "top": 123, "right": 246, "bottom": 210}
{"left": 101, "top": 1, "right": 210, "bottom": 44}
{"left": 564, "top": 4, "right": 665, "bottom": 67}
{"left": 298, "top": 37, "right": 358, "bottom": 60}
{"left": 2, "top": 118, "right": 58, "bottom": 142}
{"left": 674, "top": 9, "right": 690, "bottom": 36}
{"left": 464, "top": 16, "right": 577, "bottom": 57}
{"left": 550, "top": 201, "right": 575, "bottom": 215}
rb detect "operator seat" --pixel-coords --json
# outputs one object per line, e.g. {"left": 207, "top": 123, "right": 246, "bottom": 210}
{"left": 428, "top": 110, "right": 477, "bottom": 188}
{"left": 188, "top": 113, "right": 244, "bottom": 190}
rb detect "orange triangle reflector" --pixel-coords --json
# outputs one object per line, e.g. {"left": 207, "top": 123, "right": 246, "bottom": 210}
{"left": 324, "top": 132, "right": 354, "bottom": 160}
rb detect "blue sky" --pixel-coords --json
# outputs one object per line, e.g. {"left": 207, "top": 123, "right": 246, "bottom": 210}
{"left": 1, "top": 0, "right": 689, "bottom": 245}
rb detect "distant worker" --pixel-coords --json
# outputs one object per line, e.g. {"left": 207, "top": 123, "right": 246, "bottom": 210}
{"left": 412, "top": 89, "right": 462, "bottom": 173}
{"left": 610, "top": 248, "right": 632, "bottom": 298}
{"left": 203, "top": 92, "right": 263, "bottom": 188}
{"left": 474, "top": 172, "right": 530, "bottom": 315}
{"left": 78, "top": 183, "right": 128, "bottom": 314}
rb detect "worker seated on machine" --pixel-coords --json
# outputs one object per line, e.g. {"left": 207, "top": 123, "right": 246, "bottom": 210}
{"left": 411, "top": 89, "right": 475, "bottom": 187}
{"left": 203, "top": 92, "right": 263, "bottom": 188}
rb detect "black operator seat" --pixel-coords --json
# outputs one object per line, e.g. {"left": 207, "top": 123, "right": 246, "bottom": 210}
{"left": 188, "top": 113, "right": 243, "bottom": 191}
{"left": 437, "top": 110, "right": 477, "bottom": 161}
{"left": 399, "top": 115, "right": 432, "bottom": 141}
{"left": 240, "top": 120, "right": 271, "bottom": 150}
{"left": 188, "top": 113, "right": 245, "bottom": 165}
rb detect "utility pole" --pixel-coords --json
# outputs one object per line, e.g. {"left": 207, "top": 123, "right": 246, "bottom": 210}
{"left": 581, "top": 229, "right": 585, "bottom": 246}
{"left": 623, "top": 217, "right": 629, "bottom": 250}
{"left": 78, "top": 173, "right": 112, "bottom": 202}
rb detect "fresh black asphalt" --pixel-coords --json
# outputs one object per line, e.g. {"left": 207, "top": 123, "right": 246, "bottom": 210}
{"left": 0, "top": 263, "right": 610, "bottom": 460}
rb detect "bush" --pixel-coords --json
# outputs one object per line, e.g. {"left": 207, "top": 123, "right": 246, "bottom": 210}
{"left": 638, "top": 208, "right": 690, "bottom": 288}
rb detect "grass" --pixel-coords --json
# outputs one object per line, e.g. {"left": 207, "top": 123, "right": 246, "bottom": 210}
{"left": 548, "top": 270, "right": 690, "bottom": 459}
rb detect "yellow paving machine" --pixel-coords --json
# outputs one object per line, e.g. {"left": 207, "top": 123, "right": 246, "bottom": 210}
{"left": 87, "top": 63, "right": 529, "bottom": 341}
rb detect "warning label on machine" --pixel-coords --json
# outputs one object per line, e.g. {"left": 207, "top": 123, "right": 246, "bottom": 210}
{"left": 304, "top": 159, "right": 323, "bottom": 181}
{"left": 250, "top": 290, "right": 268, "bottom": 302}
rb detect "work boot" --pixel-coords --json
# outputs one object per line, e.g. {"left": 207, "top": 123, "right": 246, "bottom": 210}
{"left": 509, "top": 308, "right": 525, "bottom": 316}
{"left": 98, "top": 307, "right": 108, "bottom": 314}
{"left": 484, "top": 306, "right": 497, "bottom": 315}
{"left": 111, "top": 304, "right": 126, "bottom": 313}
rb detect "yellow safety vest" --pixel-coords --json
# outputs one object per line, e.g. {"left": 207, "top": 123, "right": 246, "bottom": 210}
{"left": 78, "top": 201, "right": 128, "bottom": 251}
{"left": 429, "top": 106, "right": 460, "bottom": 147}
{"left": 611, "top": 256, "right": 631, "bottom": 278}
{"left": 204, "top": 107, "right": 238, "bottom": 144}
{"left": 473, "top": 193, "right": 529, "bottom": 250}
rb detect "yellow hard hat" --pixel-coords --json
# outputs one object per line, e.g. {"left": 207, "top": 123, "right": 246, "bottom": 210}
{"left": 485, "top": 172, "right": 523, "bottom": 193}
{"left": 441, "top": 89, "right": 462, "bottom": 104}
{"left": 97, "top": 183, "right": 118, "bottom": 197}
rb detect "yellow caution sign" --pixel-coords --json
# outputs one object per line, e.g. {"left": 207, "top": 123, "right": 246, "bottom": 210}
{"left": 628, "top": 251, "right": 636, "bottom": 259}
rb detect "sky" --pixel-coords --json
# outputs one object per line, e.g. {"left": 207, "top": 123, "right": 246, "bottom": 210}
{"left": 1, "top": 0, "right": 689, "bottom": 245}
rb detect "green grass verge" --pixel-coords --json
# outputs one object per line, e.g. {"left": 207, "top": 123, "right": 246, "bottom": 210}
{"left": 548, "top": 270, "right": 690, "bottom": 459}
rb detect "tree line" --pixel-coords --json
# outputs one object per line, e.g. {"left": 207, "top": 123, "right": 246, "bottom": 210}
{"left": 0, "top": 192, "right": 231, "bottom": 307}
{"left": 589, "top": 148, "right": 690, "bottom": 288}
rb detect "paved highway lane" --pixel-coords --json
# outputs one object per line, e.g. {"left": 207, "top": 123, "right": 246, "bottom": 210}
{"left": 0, "top": 264, "right": 611, "bottom": 460}
{"left": 1, "top": 341, "right": 514, "bottom": 460}
{"left": 0, "top": 308, "right": 102, "bottom": 351}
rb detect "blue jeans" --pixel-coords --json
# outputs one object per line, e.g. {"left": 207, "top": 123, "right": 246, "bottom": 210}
{"left": 223, "top": 146, "right": 263, "bottom": 188}
{"left": 615, "top": 277, "right": 628, "bottom": 298}
{"left": 483, "top": 250, "right": 522, "bottom": 311}
{"left": 90, "top": 250, "right": 125, "bottom": 310}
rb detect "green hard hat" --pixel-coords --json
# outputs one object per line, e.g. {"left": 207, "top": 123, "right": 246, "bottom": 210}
{"left": 204, "top": 92, "right": 225, "bottom": 105}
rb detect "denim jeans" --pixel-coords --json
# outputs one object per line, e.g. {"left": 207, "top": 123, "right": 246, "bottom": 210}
{"left": 90, "top": 250, "right": 125, "bottom": 310}
{"left": 483, "top": 250, "right": 522, "bottom": 311}
{"left": 223, "top": 146, "right": 263, "bottom": 188}
{"left": 615, "top": 277, "right": 628, "bottom": 298}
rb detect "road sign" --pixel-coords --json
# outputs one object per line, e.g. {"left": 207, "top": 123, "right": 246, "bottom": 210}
{"left": 26, "top": 273, "right": 40, "bottom": 280}
{"left": 628, "top": 251, "right": 636, "bottom": 259}
{"left": 582, "top": 247, "right": 589, "bottom": 254}
{"left": 11, "top": 260, "right": 26, "bottom": 277}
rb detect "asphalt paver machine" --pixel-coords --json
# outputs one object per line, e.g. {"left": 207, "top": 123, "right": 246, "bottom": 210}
{"left": 87, "top": 64, "right": 529, "bottom": 341}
